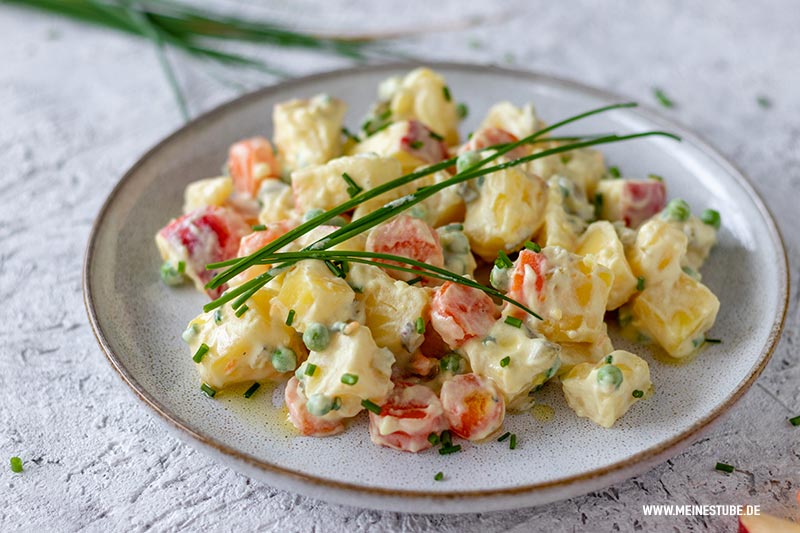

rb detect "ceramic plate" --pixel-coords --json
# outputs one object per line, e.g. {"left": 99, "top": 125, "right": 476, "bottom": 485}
{"left": 84, "top": 63, "right": 788, "bottom": 513}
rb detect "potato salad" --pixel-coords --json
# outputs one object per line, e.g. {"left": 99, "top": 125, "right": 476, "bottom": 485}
{"left": 155, "top": 67, "right": 722, "bottom": 454}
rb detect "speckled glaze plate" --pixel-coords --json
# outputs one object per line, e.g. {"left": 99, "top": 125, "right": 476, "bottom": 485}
{"left": 84, "top": 63, "right": 788, "bottom": 513}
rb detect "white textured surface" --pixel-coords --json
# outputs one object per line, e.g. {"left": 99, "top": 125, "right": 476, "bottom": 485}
{"left": 1, "top": 1, "right": 799, "bottom": 531}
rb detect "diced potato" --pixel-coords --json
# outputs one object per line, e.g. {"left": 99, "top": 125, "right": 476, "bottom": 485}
{"left": 186, "top": 287, "right": 306, "bottom": 390}
{"left": 257, "top": 180, "right": 297, "bottom": 225}
{"left": 272, "top": 260, "right": 360, "bottom": 332}
{"left": 479, "top": 101, "right": 545, "bottom": 140}
{"left": 295, "top": 225, "right": 367, "bottom": 253}
{"left": 463, "top": 319, "right": 561, "bottom": 410}
{"left": 297, "top": 324, "right": 394, "bottom": 418}
{"left": 669, "top": 215, "right": 718, "bottom": 271}
{"left": 349, "top": 120, "right": 447, "bottom": 175}
{"left": 626, "top": 217, "right": 688, "bottom": 287}
{"left": 595, "top": 179, "right": 666, "bottom": 228}
{"left": 557, "top": 332, "right": 614, "bottom": 375}
{"left": 576, "top": 221, "right": 638, "bottom": 310}
{"left": 561, "top": 148, "right": 606, "bottom": 197}
{"left": 463, "top": 167, "right": 547, "bottom": 260}
{"left": 378, "top": 67, "right": 460, "bottom": 145}
{"left": 437, "top": 224, "right": 477, "bottom": 277}
{"left": 631, "top": 272, "right": 720, "bottom": 358}
{"left": 291, "top": 153, "right": 403, "bottom": 214}
{"left": 508, "top": 247, "right": 613, "bottom": 343}
{"left": 273, "top": 94, "right": 346, "bottom": 173}
{"left": 416, "top": 168, "right": 465, "bottom": 227}
{"left": 183, "top": 176, "right": 233, "bottom": 213}
{"left": 347, "top": 263, "right": 430, "bottom": 358}
{"left": 525, "top": 142, "right": 567, "bottom": 181}
{"left": 535, "top": 177, "right": 586, "bottom": 251}
{"left": 561, "top": 350, "right": 652, "bottom": 428}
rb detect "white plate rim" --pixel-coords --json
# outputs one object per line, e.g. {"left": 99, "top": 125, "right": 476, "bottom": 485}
{"left": 82, "top": 61, "right": 790, "bottom": 509}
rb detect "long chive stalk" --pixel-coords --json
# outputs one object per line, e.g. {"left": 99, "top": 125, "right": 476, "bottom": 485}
{"left": 206, "top": 102, "right": 640, "bottom": 292}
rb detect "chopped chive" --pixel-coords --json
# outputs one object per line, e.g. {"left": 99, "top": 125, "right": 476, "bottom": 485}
{"left": 415, "top": 316, "right": 426, "bottom": 334}
{"left": 235, "top": 304, "right": 249, "bottom": 317}
{"left": 177, "top": 260, "right": 186, "bottom": 273}
{"left": 285, "top": 309, "right": 296, "bottom": 326}
{"left": 200, "top": 383, "right": 216, "bottom": 397}
{"left": 410, "top": 140, "right": 424, "bottom": 150}
{"left": 439, "top": 445, "right": 461, "bottom": 455}
{"left": 428, "top": 433, "right": 440, "bottom": 445}
{"left": 441, "top": 430, "right": 452, "bottom": 447}
{"left": 500, "top": 356, "right": 511, "bottom": 367}
{"left": 632, "top": 389, "right": 644, "bottom": 398}
{"left": 704, "top": 338, "right": 722, "bottom": 345}
{"left": 192, "top": 343, "right": 209, "bottom": 363}
{"left": 361, "top": 118, "right": 372, "bottom": 132}
{"left": 715, "top": 462, "right": 734, "bottom": 473}
{"left": 341, "top": 172, "right": 363, "bottom": 197}
{"left": 509, "top": 434, "right": 517, "bottom": 449}
{"left": 605, "top": 355, "right": 613, "bottom": 364}
{"left": 524, "top": 240, "right": 541, "bottom": 252}
{"left": 789, "top": 415, "right": 800, "bottom": 427}
{"left": 594, "top": 192, "right": 603, "bottom": 219}
{"left": 429, "top": 131, "right": 444, "bottom": 141}
{"left": 636, "top": 276, "right": 645, "bottom": 291}
{"left": 341, "top": 127, "right": 359, "bottom": 142}
{"left": 331, "top": 396, "right": 342, "bottom": 411}
{"left": 10, "top": 456, "right": 23, "bottom": 473}
{"left": 243, "top": 382, "right": 261, "bottom": 398}
{"left": 367, "top": 121, "right": 393, "bottom": 137}
{"left": 608, "top": 166, "right": 621, "bottom": 178}
{"left": 495, "top": 251, "right": 513, "bottom": 269}
{"left": 504, "top": 316, "right": 523, "bottom": 329}
{"left": 378, "top": 109, "right": 391, "bottom": 121}
{"left": 406, "top": 276, "right": 423, "bottom": 285}
{"left": 213, "top": 309, "right": 223, "bottom": 325}
{"left": 361, "top": 398, "right": 382, "bottom": 414}
{"left": 252, "top": 224, "right": 267, "bottom": 231}
{"left": 648, "top": 173, "right": 663, "bottom": 182}
{"left": 304, "top": 363, "right": 317, "bottom": 377}
{"left": 654, "top": 88, "right": 675, "bottom": 108}
{"left": 456, "top": 103, "right": 468, "bottom": 119}
{"left": 324, "top": 260, "right": 345, "bottom": 278}
{"left": 442, "top": 86, "right": 451, "bottom": 102}
{"left": 756, "top": 95, "right": 772, "bottom": 109}
{"left": 497, "top": 432, "right": 511, "bottom": 442}
{"left": 341, "top": 373, "right": 359, "bottom": 385}
{"left": 434, "top": 471, "right": 444, "bottom": 481}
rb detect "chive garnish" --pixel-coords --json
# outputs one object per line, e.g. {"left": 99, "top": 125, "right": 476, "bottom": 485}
{"left": 605, "top": 355, "right": 613, "bottom": 364}
{"left": 594, "top": 192, "right": 603, "bottom": 219}
{"left": 789, "top": 415, "right": 800, "bottom": 427}
{"left": 361, "top": 399, "right": 382, "bottom": 415}
{"left": 428, "top": 433, "right": 440, "bottom": 445}
{"left": 497, "top": 432, "right": 511, "bottom": 442}
{"left": 499, "top": 356, "right": 511, "bottom": 367}
{"left": 429, "top": 131, "right": 444, "bottom": 141}
{"left": 192, "top": 343, "right": 209, "bottom": 363}
{"left": 442, "top": 86, "right": 451, "bottom": 102}
{"left": 213, "top": 309, "right": 223, "bottom": 325}
{"left": 715, "top": 462, "right": 734, "bottom": 473}
{"left": 200, "top": 383, "right": 216, "bottom": 397}
{"left": 504, "top": 316, "right": 522, "bottom": 329}
{"left": 648, "top": 173, "right": 663, "bottom": 182}
{"left": 756, "top": 95, "right": 771, "bottom": 109}
{"left": 406, "top": 276, "right": 423, "bottom": 285}
{"left": 608, "top": 166, "right": 621, "bottom": 178}
{"left": 509, "top": 434, "right": 517, "bottom": 450}
{"left": 524, "top": 240, "right": 541, "bottom": 252}
{"left": 704, "top": 338, "right": 722, "bottom": 344}
{"left": 341, "top": 127, "right": 359, "bottom": 142}
{"left": 415, "top": 317, "right": 426, "bottom": 334}
{"left": 434, "top": 471, "right": 444, "bottom": 481}
{"left": 456, "top": 103, "right": 468, "bottom": 119}
{"left": 243, "top": 382, "right": 261, "bottom": 398}
{"left": 495, "top": 251, "right": 513, "bottom": 269}
{"left": 10, "top": 456, "right": 23, "bottom": 473}
{"left": 286, "top": 309, "right": 296, "bottom": 326}
{"left": 235, "top": 304, "right": 249, "bottom": 317}
{"left": 304, "top": 363, "right": 317, "bottom": 377}
{"left": 341, "top": 172, "right": 362, "bottom": 197}
{"left": 632, "top": 389, "right": 644, "bottom": 398}
{"left": 177, "top": 260, "right": 186, "bottom": 273}
{"left": 410, "top": 140, "right": 424, "bottom": 150}
{"left": 441, "top": 430, "right": 452, "bottom": 447}
{"left": 439, "top": 445, "right": 461, "bottom": 455}
{"left": 341, "top": 373, "right": 358, "bottom": 385}
{"left": 252, "top": 224, "right": 267, "bottom": 231}
{"left": 636, "top": 276, "right": 645, "bottom": 291}
{"left": 654, "top": 88, "right": 674, "bottom": 108}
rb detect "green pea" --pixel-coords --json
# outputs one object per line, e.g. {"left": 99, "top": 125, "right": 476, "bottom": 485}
{"left": 302, "top": 208, "right": 326, "bottom": 222}
{"left": 303, "top": 323, "right": 330, "bottom": 351}
{"left": 271, "top": 346, "right": 297, "bottom": 373}
{"left": 306, "top": 393, "right": 334, "bottom": 416}
{"left": 663, "top": 198, "right": 691, "bottom": 222}
{"left": 456, "top": 150, "right": 482, "bottom": 174}
{"left": 160, "top": 261, "right": 185, "bottom": 286}
{"left": 440, "top": 352, "right": 464, "bottom": 374}
{"left": 489, "top": 264, "right": 510, "bottom": 291}
{"left": 596, "top": 364, "right": 624, "bottom": 391}
{"left": 700, "top": 208, "right": 721, "bottom": 230}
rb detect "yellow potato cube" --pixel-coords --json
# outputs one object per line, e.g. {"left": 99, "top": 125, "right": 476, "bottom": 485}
{"left": 557, "top": 332, "right": 614, "bottom": 376}
{"left": 561, "top": 148, "right": 606, "bottom": 197}
{"left": 183, "top": 176, "right": 233, "bottom": 213}
{"left": 464, "top": 167, "right": 547, "bottom": 260}
{"left": 576, "top": 221, "right": 638, "bottom": 310}
{"left": 626, "top": 217, "right": 688, "bottom": 287}
{"left": 273, "top": 94, "right": 346, "bottom": 173}
{"left": 348, "top": 121, "right": 429, "bottom": 175}
{"left": 631, "top": 272, "right": 720, "bottom": 358}
{"left": 479, "top": 101, "right": 545, "bottom": 140}
{"left": 256, "top": 180, "right": 297, "bottom": 225}
{"left": 416, "top": 168, "right": 465, "bottom": 227}
{"left": 535, "top": 178, "right": 585, "bottom": 251}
